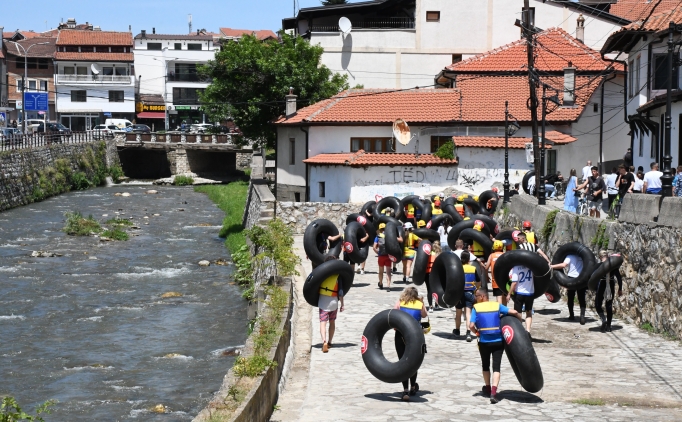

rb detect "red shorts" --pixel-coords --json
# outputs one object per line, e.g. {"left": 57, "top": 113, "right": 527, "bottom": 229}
{"left": 319, "top": 309, "right": 338, "bottom": 322}
{"left": 378, "top": 255, "right": 392, "bottom": 267}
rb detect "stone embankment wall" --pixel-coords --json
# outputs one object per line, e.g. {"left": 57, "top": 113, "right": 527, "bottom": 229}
{"left": 276, "top": 201, "right": 358, "bottom": 234}
{"left": 0, "top": 140, "right": 119, "bottom": 212}
{"left": 498, "top": 194, "right": 682, "bottom": 339}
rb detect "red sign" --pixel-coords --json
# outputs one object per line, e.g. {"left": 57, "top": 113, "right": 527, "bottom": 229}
{"left": 422, "top": 243, "right": 432, "bottom": 255}
{"left": 356, "top": 216, "right": 367, "bottom": 225}
{"left": 545, "top": 293, "right": 555, "bottom": 302}
{"left": 494, "top": 224, "right": 500, "bottom": 234}
{"left": 502, "top": 325, "right": 514, "bottom": 345}
{"left": 343, "top": 242, "right": 354, "bottom": 253}
{"left": 388, "top": 255, "right": 397, "bottom": 263}
{"left": 426, "top": 221, "right": 432, "bottom": 229}
{"left": 361, "top": 335, "right": 368, "bottom": 354}
{"left": 432, "top": 293, "right": 439, "bottom": 304}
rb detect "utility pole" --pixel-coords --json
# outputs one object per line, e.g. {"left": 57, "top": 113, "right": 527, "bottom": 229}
{"left": 523, "top": 0, "right": 543, "bottom": 204}
{"left": 662, "top": 21, "right": 676, "bottom": 197}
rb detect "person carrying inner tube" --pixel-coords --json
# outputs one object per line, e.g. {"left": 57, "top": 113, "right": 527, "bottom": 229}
{"left": 432, "top": 198, "right": 443, "bottom": 215}
{"left": 455, "top": 195, "right": 466, "bottom": 217}
{"left": 401, "top": 222, "right": 420, "bottom": 284}
{"left": 342, "top": 231, "right": 369, "bottom": 275}
{"left": 471, "top": 220, "right": 487, "bottom": 260}
{"left": 522, "top": 221, "right": 538, "bottom": 245}
{"left": 470, "top": 288, "right": 523, "bottom": 404}
{"left": 458, "top": 251, "right": 480, "bottom": 342}
{"left": 425, "top": 241, "right": 441, "bottom": 312}
{"left": 437, "top": 220, "right": 451, "bottom": 252}
{"left": 373, "top": 223, "right": 396, "bottom": 292}
{"left": 318, "top": 256, "right": 345, "bottom": 353}
{"left": 309, "top": 232, "right": 341, "bottom": 269}
{"left": 595, "top": 250, "right": 623, "bottom": 333}
{"left": 393, "top": 287, "right": 428, "bottom": 401}
{"left": 516, "top": 232, "right": 550, "bottom": 263}
{"left": 550, "top": 251, "right": 587, "bottom": 324}
{"left": 507, "top": 262, "right": 534, "bottom": 337}
{"left": 404, "top": 201, "right": 416, "bottom": 227}
{"left": 484, "top": 240, "right": 506, "bottom": 305}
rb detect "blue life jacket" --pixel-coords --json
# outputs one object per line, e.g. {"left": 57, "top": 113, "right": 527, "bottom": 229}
{"left": 463, "top": 264, "right": 477, "bottom": 291}
{"left": 400, "top": 300, "right": 422, "bottom": 322}
{"left": 473, "top": 301, "right": 502, "bottom": 342}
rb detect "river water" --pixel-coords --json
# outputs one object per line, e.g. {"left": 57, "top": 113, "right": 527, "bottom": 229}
{"left": 0, "top": 185, "right": 247, "bottom": 420}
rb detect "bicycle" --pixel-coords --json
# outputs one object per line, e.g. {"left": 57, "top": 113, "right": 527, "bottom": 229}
{"left": 553, "top": 181, "right": 565, "bottom": 201}
{"left": 577, "top": 194, "right": 589, "bottom": 216}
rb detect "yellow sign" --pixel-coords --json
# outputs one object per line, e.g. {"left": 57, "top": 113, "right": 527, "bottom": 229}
{"left": 136, "top": 103, "right": 166, "bottom": 113}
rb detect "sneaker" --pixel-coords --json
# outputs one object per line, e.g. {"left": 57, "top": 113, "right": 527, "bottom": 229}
{"left": 453, "top": 329, "right": 460, "bottom": 337}
{"left": 403, "top": 276, "right": 407, "bottom": 284}
{"left": 466, "top": 331, "right": 473, "bottom": 342}
{"left": 322, "top": 342, "right": 329, "bottom": 353}
{"left": 378, "top": 282, "right": 383, "bottom": 290}
{"left": 393, "top": 268, "right": 398, "bottom": 274}
{"left": 606, "top": 324, "right": 612, "bottom": 332}
{"left": 402, "top": 391, "right": 410, "bottom": 401}
{"left": 568, "top": 314, "right": 575, "bottom": 321}
{"left": 481, "top": 385, "right": 491, "bottom": 397}
{"left": 600, "top": 321, "right": 607, "bottom": 333}
{"left": 490, "top": 394, "right": 499, "bottom": 404}
{"left": 360, "top": 270, "right": 365, "bottom": 275}
{"left": 429, "top": 307, "right": 434, "bottom": 313}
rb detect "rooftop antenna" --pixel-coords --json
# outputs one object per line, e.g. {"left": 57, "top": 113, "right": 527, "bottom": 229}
{"left": 188, "top": 14, "right": 192, "bottom": 34}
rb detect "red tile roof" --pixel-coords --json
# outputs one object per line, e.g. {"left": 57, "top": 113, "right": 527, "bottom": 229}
{"left": 609, "top": 0, "right": 680, "bottom": 22}
{"left": 544, "top": 130, "right": 577, "bottom": 144}
{"left": 620, "top": 5, "right": 682, "bottom": 31}
{"left": 452, "top": 131, "right": 574, "bottom": 149}
{"left": 219, "top": 28, "right": 278, "bottom": 40}
{"left": 446, "top": 28, "right": 612, "bottom": 73}
{"left": 5, "top": 37, "right": 56, "bottom": 57}
{"left": 54, "top": 52, "right": 134, "bottom": 61}
{"left": 56, "top": 30, "right": 133, "bottom": 46}
{"left": 304, "top": 150, "right": 458, "bottom": 166}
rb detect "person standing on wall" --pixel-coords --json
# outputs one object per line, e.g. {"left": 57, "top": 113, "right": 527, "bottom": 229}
{"left": 575, "top": 166, "right": 605, "bottom": 218}
{"left": 606, "top": 167, "right": 619, "bottom": 210}
{"left": 551, "top": 253, "right": 587, "bottom": 324}
{"left": 617, "top": 164, "right": 635, "bottom": 213}
{"left": 643, "top": 162, "right": 663, "bottom": 194}
{"left": 564, "top": 169, "right": 579, "bottom": 213}
{"left": 623, "top": 148, "right": 633, "bottom": 168}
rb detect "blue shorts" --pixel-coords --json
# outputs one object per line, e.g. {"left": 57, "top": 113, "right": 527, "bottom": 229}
{"left": 456, "top": 291, "right": 476, "bottom": 309}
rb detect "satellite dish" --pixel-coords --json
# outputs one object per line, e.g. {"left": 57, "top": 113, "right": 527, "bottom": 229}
{"left": 393, "top": 119, "right": 412, "bottom": 146}
{"left": 91, "top": 63, "right": 101, "bottom": 75}
{"left": 339, "top": 17, "right": 352, "bottom": 36}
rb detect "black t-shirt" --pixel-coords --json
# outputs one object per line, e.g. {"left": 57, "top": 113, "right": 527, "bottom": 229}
{"left": 544, "top": 174, "right": 559, "bottom": 185}
{"left": 588, "top": 176, "right": 606, "bottom": 201}
{"left": 618, "top": 172, "right": 635, "bottom": 196}
{"left": 508, "top": 189, "right": 519, "bottom": 197}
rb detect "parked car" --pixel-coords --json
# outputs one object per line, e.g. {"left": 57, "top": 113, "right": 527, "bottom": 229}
{"left": 1, "top": 128, "right": 23, "bottom": 146}
{"left": 189, "top": 123, "right": 214, "bottom": 134}
{"left": 24, "top": 119, "right": 46, "bottom": 134}
{"left": 131, "top": 124, "right": 151, "bottom": 134}
{"left": 37, "top": 122, "right": 72, "bottom": 142}
{"left": 92, "top": 124, "right": 116, "bottom": 139}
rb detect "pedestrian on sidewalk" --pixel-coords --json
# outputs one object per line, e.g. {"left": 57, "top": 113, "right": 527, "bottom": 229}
{"left": 643, "top": 162, "right": 663, "bottom": 194}
{"left": 373, "top": 223, "right": 394, "bottom": 291}
{"left": 470, "top": 288, "right": 523, "bottom": 404}
{"left": 595, "top": 250, "right": 623, "bottom": 333}
{"left": 551, "top": 253, "right": 586, "bottom": 324}
{"left": 484, "top": 240, "right": 506, "bottom": 306}
{"left": 393, "top": 287, "right": 428, "bottom": 401}
{"left": 425, "top": 241, "right": 441, "bottom": 312}
{"left": 564, "top": 169, "right": 579, "bottom": 213}
{"left": 508, "top": 183, "right": 520, "bottom": 198}
{"left": 606, "top": 167, "right": 619, "bottom": 210}
{"left": 581, "top": 160, "right": 593, "bottom": 183}
{"left": 507, "top": 263, "right": 534, "bottom": 336}
{"left": 575, "top": 166, "right": 605, "bottom": 218}
{"left": 453, "top": 239, "right": 465, "bottom": 259}
{"left": 461, "top": 251, "right": 480, "bottom": 342}
{"left": 318, "top": 256, "right": 345, "bottom": 353}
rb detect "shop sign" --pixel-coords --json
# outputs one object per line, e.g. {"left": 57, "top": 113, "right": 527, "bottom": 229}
{"left": 136, "top": 103, "right": 166, "bottom": 113}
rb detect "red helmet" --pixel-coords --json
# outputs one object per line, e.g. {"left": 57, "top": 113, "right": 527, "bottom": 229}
{"left": 523, "top": 221, "right": 532, "bottom": 229}
{"left": 492, "top": 187, "right": 499, "bottom": 193}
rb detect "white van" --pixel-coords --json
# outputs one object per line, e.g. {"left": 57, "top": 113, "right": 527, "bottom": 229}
{"left": 105, "top": 119, "right": 133, "bottom": 132}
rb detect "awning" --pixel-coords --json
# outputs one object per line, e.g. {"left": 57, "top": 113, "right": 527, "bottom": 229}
{"left": 137, "top": 112, "right": 165, "bottom": 119}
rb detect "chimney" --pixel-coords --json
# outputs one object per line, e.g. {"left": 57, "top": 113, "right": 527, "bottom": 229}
{"left": 564, "top": 63, "right": 576, "bottom": 106}
{"left": 141, "top": 29, "right": 146, "bottom": 38}
{"left": 152, "top": 27, "right": 156, "bottom": 34}
{"left": 576, "top": 14, "right": 585, "bottom": 43}
{"left": 285, "top": 88, "right": 297, "bottom": 118}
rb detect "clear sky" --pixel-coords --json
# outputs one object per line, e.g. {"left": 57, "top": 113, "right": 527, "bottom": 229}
{"left": 1, "top": 0, "right": 361, "bottom": 35}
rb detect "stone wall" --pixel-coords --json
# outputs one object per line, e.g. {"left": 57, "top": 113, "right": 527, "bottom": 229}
{"left": 236, "top": 152, "right": 252, "bottom": 170}
{"left": 276, "top": 201, "right": 358, "bottom": 234}
{"left": 498, "top": 194, "right": 682, "bottom": 339}
{"left": 0, "top": 140, "right": 116, "bottom": 212}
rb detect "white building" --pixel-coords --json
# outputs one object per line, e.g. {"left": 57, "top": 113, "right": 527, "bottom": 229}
{"left": 133, "top": 30, "right": 218, "bottom": 129}
{"left": 602, "top": 6, "right": 682, "bottom": 174}
{"left": 54, "top": 30, "right": 135, "bottom": 130}
{"left": 282, "top": 0, "right": 630, "bottom": 89}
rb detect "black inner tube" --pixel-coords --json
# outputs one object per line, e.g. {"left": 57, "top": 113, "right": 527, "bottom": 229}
{"left": 413, "top": 228, "right": 439, "bottom": 242}
{"left": 384, "top": 222, "right": 403, "bottom": 262}
{"left": 493, "top": 250, "right": 551, "bottom": 297}
{"left": 360, "top": 201, "right": 376, "bottom": 221}
{"left": 471, "top": 214, "right": 500, "bottom": 236}
{"left": 343, "top": 221, "right": 369, "bottom": 264}
{"left": 501, "top": 315, "right": 543, "bottom": 393}
{"left": 303, "top": 259, "right": 355, "bottom": 307}
{"left": 373, "top": 196, "right": 402, "bottom": 221}
{"left": 522, "top": 170, "right": 535, "bottom": 195}
{"left": 459, "top": 228, "right": 493, "bottom": 261}
{"left": 412, "top": 240, "right": 432, "bottom": 286}
{"left": 419, "top": 198, "right": 432, "bottom": 223}
{"left": 427, "top": 213, "right": 454, "bottom": 230}
{"left": 463, "top": 197, "right": 482, "bottom": 215}
{"left": 544, "top": 278, "right": 562, "bottom": 303}
{"left": 588, "top": 254, "right": 624, "bottom": 291}
{"left": 347, "top": 213, "right": 377, "bottom": 244}
{"left": 303, "top": 219, "right": 342, "bottom": 266}
{"left": 478, "top": 190, "right": 499, "bottom": 214}
{"left": 447, "top": 219, "right": 491, "bottom": 250}
{"left": 428, "top": 253, "right": 464, "bottom": 308}
{"left": 361, "top": 309, "right": 426, "bottom": 384}
{"left": 399, "top": 195, "right": 420, "bottom": 222}
{"left": 550, "top": 242, "right": 597, "bottom": 290}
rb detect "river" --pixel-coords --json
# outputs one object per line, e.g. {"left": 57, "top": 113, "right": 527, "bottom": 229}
{"left": 0, "top": 185, "right": 247, "bottom": 421}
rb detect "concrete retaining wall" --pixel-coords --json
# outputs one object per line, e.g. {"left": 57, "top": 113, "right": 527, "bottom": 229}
{"left": 276, "top": 201, "right": 357, "bottom": 234}
{"left": 498, "top": 194, "right": 682, "bottom": 339}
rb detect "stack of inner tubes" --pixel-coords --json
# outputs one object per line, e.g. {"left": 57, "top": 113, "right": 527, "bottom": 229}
{"left": 442, "top": 197, "right": 464, "bottom": 224}
{"left": 447, "top": 219, "right": 491, "bottom": 250}
{"left": 412, "top": 240, "right": 432, "bottom": 286}
{"left": 303, "top": 259, "right": 355, "bottom": 307}
{"left": 587, "top": 253, "right": 624, "bottom": 291}
{"left": 459, "top": 228, "right": 493, "bottom": 260}
{"left": 550, "top": 242, "right": 597, "bottom": 290}
{"left": 478, "top": 190, "right": 499, "bottom": 215}
{"left": 361, "top": 309, "right": 426, "bottom": 384}
{"left": 398, "top": 195, "right": 421, "bottom": 223}
{"left": 343, "top": 221, "right": 370, "bottom": 264}
{"left": 373, "top": 196, "right": 402, "bottom": 221}
{"left": 428, "top": 252, "right": 464, "bottom": 308}
{"left": 501, "top": 315, "right": 544, "bottom": 393}
{"left": 462, "top": 197, "right": 481, "bottom": 216}
{"left": 492, "top": 249, "right": 552, "bottom": 298}
{"left": 413, "top": 228, "right": 440, "bottom": 242}
{"left": 303, "top": 219, "right": 342, "bottom": 267}
{"left": 427, "top": 213, "right": 454, "bottom": 230}
{"left": 346, "top": 213, "right": 377, "bottom": 245}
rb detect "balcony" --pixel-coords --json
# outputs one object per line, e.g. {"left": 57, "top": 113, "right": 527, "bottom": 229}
{"left": 55, "top": 75, "right": 133, "bottom": 85}
{"left": 310, "top": 17, "right": 415, "bottom": 32}
{"left": 166, "top": 73, "right": 211, "bottom": 83}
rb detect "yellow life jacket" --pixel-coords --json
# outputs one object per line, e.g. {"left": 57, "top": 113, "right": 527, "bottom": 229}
{"left": 525, "top": 231, "right": 536, "bottom": 244}
{"left": 319, "top": 275, "right": 339, "bottom": 297}
{"left": 405, "top": 203, "right": 415, "bottom": 218}
{"left": 403, "top": 233, "right": 419, "bottom": 252}
{"left": 400, "top": 300, "right": 422, "bottom": 322}
{"left": 432, "top": 208, "right": 443, "bottom": 215}
{"left": 472, "top": 241, "right": 485, "bottom": 257}
{"left": 473, "top": 301, "right": 501, "bottom": 335}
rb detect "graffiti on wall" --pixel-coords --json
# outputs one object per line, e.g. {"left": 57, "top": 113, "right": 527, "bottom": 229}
{"left": 353, "top": 167, "right": 458, "bottom": 187}
{"left": 457, "top": 162, "right": 523, "bottom": 190}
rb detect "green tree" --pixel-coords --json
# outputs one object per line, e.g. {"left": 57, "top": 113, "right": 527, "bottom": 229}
{"left": 321, "top": 0, "right": 348, "bottom": 5}
{"left": 200, "top": 33, "right": 348, "bottom": 148}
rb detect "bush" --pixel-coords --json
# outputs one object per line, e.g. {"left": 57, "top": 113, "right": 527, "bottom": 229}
{"left": 63, "top": 212, "right": 102, "bottom": 236}
{"left": 71, "top": 172, "right": 91, "bottom": 190}
{"left": 194, "top": 182, "right": 249, "bottom": 253}
{"left": 109, "top": 165, "right": 124, "bottom": 183}
{"left": 246, "top": 219, "right": 300, "bottom": 278}
{"left": 173, "top": 175, "right": 195, "bottom": 186}
{"left": 101, "top": 228, "right": 129, "bottom": 241}
{"left": 105, "top": 218, "right": 133, "bottom": 227}
{"left": 433, "top": 141, "right": 455, "bottom": 159}
{"left": 1, "top": 396, "right": 57, "bottom": 422}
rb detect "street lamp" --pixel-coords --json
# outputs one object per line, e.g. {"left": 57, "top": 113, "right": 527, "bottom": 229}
{"left": 9, "top": 41, "right": 50, "bottom": 134}
{"left": 504, "top": 101, "right": 520, "bottom": 203}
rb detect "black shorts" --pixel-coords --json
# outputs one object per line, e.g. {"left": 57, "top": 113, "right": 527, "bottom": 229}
{"left": 492, "top": 288, "right": 504, "bottom": 297}
{"left": 478, "top": 341, "right": 505, "bottom": 372}
{"left": 513, "top": 294, "right": 535, "bottom": 313}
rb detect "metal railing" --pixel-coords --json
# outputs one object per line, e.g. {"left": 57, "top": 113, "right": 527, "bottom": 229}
{"left": 166, "top": 73, "right": 211, "bottom": 82}
{"left": 55, "top": 75, "right": 133, "bottom": 84}
{"left": 310, "top": 18, "right": 415, "bottom": 32}
{"left": 0, "top": 131, "right": 96, "bottom": 152}
{"left": 124, "top": 132, "right": 234, "bottom": 145}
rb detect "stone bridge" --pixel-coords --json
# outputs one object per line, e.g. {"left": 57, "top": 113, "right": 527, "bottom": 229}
{"left": 116, "top": 133, "right": 253, "bottom": 180}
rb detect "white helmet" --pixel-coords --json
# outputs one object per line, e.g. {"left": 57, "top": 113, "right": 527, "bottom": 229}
{"left": 404, "top": 222, "right": 414, "bottom": 229}
{"left": 439, "top": 192, "right": 445, "bottom": 198}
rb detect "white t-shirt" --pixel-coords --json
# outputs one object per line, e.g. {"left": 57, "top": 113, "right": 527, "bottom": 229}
{"left": 582, "top": 166, "right": 592, "bottom": 181}
{"left": 437, "top": 225, "right": 450, "bottom": 245}
{"left": 634, "top": 177, "right": 644, "bottom": 192}
{"left": 510, "top": 265, "right": 534, "bottom": 295}
{"left": 318, "top": 294, "right": 340, "bottom": 312}
{"left": 453, "top": 249, "right": 477, "bottom": 261}
{"left": 643, "top": 170, "right": 663, "bottom": 190}
{"left": 563, "top": 254, "right": 583, "bottom": 278}
{"left": 606, "top": 174, "right": 618, "bottom": 194}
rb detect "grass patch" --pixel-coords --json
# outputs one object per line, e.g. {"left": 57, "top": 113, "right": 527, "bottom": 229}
{"left": 173, "top": 175, "right": 195, "bottom": 186}
{"left": 541, "top": 209, "right": 560, "bottom": 241}
{"left": 63, "top": 212, "right": 101, "bottom": 236}
{"left": 573, "top": 398, "right": 605, "bottom": 406}
{"left": 101, "top": 228, "right": 129, "bottom": 241}
{"left": 105, "top": 218, "right": 134, "bottom": 227}
{"left": 592, "top": 222, "right": 609, "bottom": 249}
{"left": 194, "top": 182, "right": 249, "bottom": 254}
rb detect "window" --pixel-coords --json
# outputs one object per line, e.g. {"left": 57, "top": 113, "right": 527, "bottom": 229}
{"left": 40, "top": 80, "right": 48, "bottom": 92}
{"left": 593, "top": 103, "right": 599, "bottom": 113}
{"left": 174, "top": 43, "right": 182, "bottom": 50}
{"left": 289, "top": 138, "right": 296, "bottom": 165}
{"left": 430, "top": 136, "right": 451, "bottom": 153}
{"left": 71, "top": 90, "right": 87, "bottom": 102}
{"left": 28, "top": 80, "right": 37, "bottom": 91}
{"left": 63, "top": 66, "right": 75, "bottom": 75}
{"left": 653, "top": 54, "right": 679, "bottom": 90}
{"left": 628, "top": 59, "right": 634, "bottom": 98}
{"left": 547, "top": 150, "right": 557, "bottom": 176}
{"left": 16, "top": 80, "right": 23, "bottom": 91}
{"left": 638, "top": 132, "right": 643, "bottom": 157}
{"left": 65, "top": 46, "right": 79, "bottom": 52}
{"left": 318, "top": 182, "right": 326, "bottom": 198}
{"left": 147, "top": 43, "right": 162, "bottom": 50}
{"left": 187, "top": 43, "right": 202, "bottom": 50}
{"left": 426, "top": 11, "right": 440, "bottom": 22}
{"left": 174, "top": 63, "right": 199, "bottom": 81}
{"left": 110, "top": 46, "right": 125, "bottom": 53}
{"left": 350, "top": 137, "right": 393, "bottom": 152}
{"left": 634, "top": 55, "right": 641, "bottom": 96}
{"left": 172, "top": 87, "right": 204, "bottom": 104}
{"left": 76, "top": 67, "right": 87, "bottom": 75}
{"left": 109, "top": 90, "right": 124, "bottom": 102}
{"left": 16, "top": 57, "right": 24, "bottom": 69}
{"left": 38, "top": 58, "right": 49, "bottom": 69}
{"left": 452, "top": 54, "right": 462, "bottom": 64}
